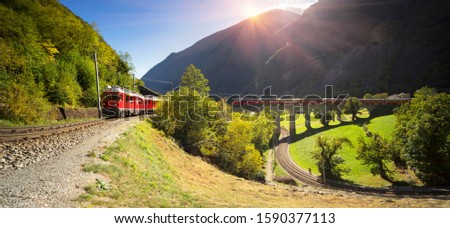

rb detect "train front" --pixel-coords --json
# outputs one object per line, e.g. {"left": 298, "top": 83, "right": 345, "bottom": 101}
{"left": 102, "top": 86, "right": 125, "bottom": 118}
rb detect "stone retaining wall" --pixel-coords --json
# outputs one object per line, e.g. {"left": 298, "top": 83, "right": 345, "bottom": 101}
{"left": 48, "top": 107, "right": 99, "bottom": 120}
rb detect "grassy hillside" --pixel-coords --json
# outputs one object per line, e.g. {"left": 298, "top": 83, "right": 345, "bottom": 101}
{"left": 79, "top": 121, "right": 448, "bottom": 207}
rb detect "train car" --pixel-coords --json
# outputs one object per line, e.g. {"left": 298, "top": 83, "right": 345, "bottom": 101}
{"left": 231, "top": 98, "right": 265, "bottom": 106}
{"left": 134, "top": 93, "right": 146, "bottom": 115}
{"left": 102, "top": 86, "right": 129, "bottom": 117}
{"left": 144, "top": 96, "right": 159, "bottom": 114}
{"left": 102, "top": 86, "right": 159, "bottom": 118}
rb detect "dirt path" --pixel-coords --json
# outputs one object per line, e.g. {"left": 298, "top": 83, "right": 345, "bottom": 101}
{"left": 265, "top": 148, "right": 274, "bottom": 183}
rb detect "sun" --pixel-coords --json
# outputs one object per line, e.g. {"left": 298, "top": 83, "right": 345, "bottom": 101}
{"left": 242, "top": 5, "right": 261, "bottom": 18}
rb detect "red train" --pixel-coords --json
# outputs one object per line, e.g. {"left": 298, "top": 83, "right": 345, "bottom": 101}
{"left": 101, "top": 86, "right": 159, "bottom": 118}
{"left": 231, "top": 98, "right": 411, "bottom": 106}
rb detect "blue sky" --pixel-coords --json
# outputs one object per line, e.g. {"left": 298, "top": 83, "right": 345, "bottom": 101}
{"left": 59, "top": 0, "right": 317, "bottom": 78}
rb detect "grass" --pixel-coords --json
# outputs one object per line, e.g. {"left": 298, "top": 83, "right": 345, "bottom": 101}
{"left": 279, "top": 113, "right": 289, "bottom": 129}
{"left": 280, "top": 114, "right": 315, "bottom": 134}
{"left": 263, "top": 149, "right": 289, "bottom": 176}
{"left": 289, "top": 114, "right": 421, "bottom": 187}
{"left": 263, "top": 148, "right": 290, "bottom": 178}
{"left": 273, "top": 161, "right": 289, "bottom": 177}
{"left": 78, "top": 120, "right": 448, "bottom": 208}
{"left": 80, "top": 123, "right": 199, "bottom": 207}
{"left": 365, "top": 115, "right": 396, "bottom": 139}
{"left": 279, "top": 109, "right": 370, "bottom": 134}
{"left": 290, "top": 124, "right": 388, "bottom": 186}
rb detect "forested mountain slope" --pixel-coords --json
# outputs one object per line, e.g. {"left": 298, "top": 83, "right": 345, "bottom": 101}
{"left": 0, "top": 0, "right": 136, "bottom": 123}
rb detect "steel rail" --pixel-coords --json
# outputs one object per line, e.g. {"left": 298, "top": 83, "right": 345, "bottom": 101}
{"left": 0, "top": 120, "right": 104, "bottom": 142}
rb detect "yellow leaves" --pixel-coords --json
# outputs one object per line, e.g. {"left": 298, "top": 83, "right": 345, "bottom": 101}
{"left": 3, "top": 81, "right": 51, "bottom": 123}
{"left": 240, "top": 144, "right": 263, "bottom": 177}
{"left": 41, "top": 41, "right": 59, "bottom": 61}
{"left": 0, "top": 42, "right": 26, "bottom": 73}
{"left": 218, "top": 113, "right": 265, "bottom": 179}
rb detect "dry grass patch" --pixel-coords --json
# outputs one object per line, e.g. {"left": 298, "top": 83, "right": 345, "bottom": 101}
{"left": 80, "top": 121, "right": 450, "bottom": 208}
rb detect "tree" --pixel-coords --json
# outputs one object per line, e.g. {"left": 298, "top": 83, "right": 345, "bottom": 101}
{"left": 240, "top": 144, "right": 263, "bottom": 179}
{"left": 118, "top": 51, "right": 134, "bottom": 74}
{"left": 394, "top": 87, "right": 450, "bottom": 186}
{"left": 251, "top": 108, "right": 276, "bottom": 153}
{"left": 363, "top": 93, "right": 373, "bottom": 99}
{"left": 152, "top": 64, "right": 218, "bottom": 156}
{"left": 312, "top": 136, "right": 352, "bottom": 180}
{"left": 1, "top": 76, "right": 51, "bottom": 124}
{"left": 357, "top": 133, "right": 394, "bottom": 182}
{"left": 218, "top": 113, "right": 263, "bottom": 180}
{"left": 343, "top": 97, "right": 362, "bottom": 121}
{"left": 372, "top": 92, "right": 389, "bottom": 99}
{"left": 163, "top": 87, "right": 216, "bottom": 155}
{"left": 320, "top": 111, "right": 334, "bottom": 126}
{"left": 180, "top": 64, "right": 210, "bottom": 95}
{"left": 153, "top": 65, "right": 268, "bottom": 180}
{"left": 0, "top": 1, "right": 137, "bottom": 123}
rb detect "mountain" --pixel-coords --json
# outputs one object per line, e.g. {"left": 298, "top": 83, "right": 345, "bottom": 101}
{"left": 142, "top": 9, "right": 300, "bottom": 94}
{"left": 142, "top": 0, "right": 450, "bottom": 96}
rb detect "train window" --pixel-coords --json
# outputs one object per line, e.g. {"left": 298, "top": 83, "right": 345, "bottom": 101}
{"left": 104, "top": 95, "right": 120, "bottom": 101}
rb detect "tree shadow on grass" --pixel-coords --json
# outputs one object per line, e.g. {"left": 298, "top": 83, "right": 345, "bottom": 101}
{"left": 289, "top": 106, "right": 396, "bottom": 144}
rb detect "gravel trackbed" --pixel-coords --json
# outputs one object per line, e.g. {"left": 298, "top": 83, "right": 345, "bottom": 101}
{"left": 0, "top": 118, "right": 139, "bottom": 208}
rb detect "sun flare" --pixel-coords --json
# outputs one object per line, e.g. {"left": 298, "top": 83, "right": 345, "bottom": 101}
{"left": 242, "top": 5, "right": 262, "bottom": 18}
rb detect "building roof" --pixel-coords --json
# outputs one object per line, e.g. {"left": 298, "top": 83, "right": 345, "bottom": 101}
{"left": 138, "top": 85, "right": 161, "bottom": 97}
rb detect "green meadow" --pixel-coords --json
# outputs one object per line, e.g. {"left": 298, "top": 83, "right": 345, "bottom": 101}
{"left": 288, "top": 114, "right": 420, "bottom": 187}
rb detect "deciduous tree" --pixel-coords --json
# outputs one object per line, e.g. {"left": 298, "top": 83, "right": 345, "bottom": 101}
{"left": 312, "top": 136, "right": 352, "bottom": 180}
{"left": 218, "top": 113, "right": 263, "bottom": 180}
{"left": 0, "top": 0, "right": 137, "bottom": 123}
{"left": 180, "top": 64, "right": 210, "bottom": 95}
{"left": 343, "top": 97, "right": 362, "bottom": 121}
{"left": 357, "top": 133, "right": 394, "bottom": 182}
{"left": 394, "top": 87, "right": 450, "bottom": 186}
{"left": 153, "top": 64, "right": 218, "bottom": 155}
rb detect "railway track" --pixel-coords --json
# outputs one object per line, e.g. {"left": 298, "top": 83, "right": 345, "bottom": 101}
{"left": 275, "top": 128, "right": 450, "bottom": 196}
{"left": 0, "top": 120, "right": 105, "bottom": 143}
{"left": 275, "top": 130, "right": 323, "bottom": 187}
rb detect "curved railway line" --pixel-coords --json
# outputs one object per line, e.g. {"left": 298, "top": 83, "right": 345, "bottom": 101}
{"left": 0, "top": 120, "right": 106, "bottom": 143}
{"left": 275, "top": 128, "right": 450, "bottom": 196}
